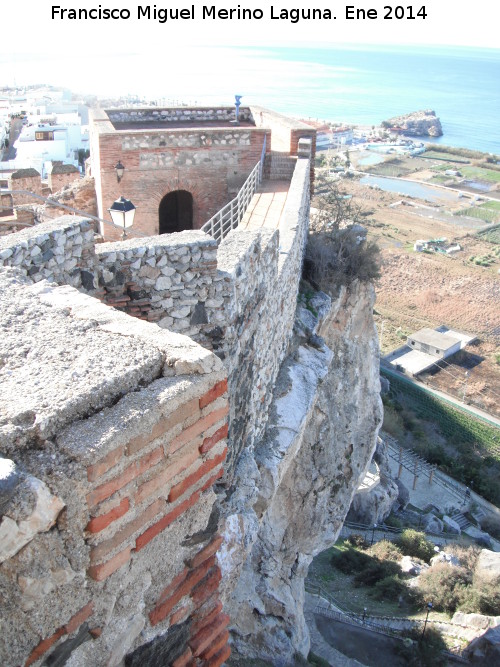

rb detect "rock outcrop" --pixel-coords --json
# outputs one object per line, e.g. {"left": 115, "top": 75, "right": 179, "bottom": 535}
{"left": 475, "top": 549, "right": 500, "bottom": 583}
{"left": 219, "top": 281, "right": 382, "bottom": 664}
{"left": 384, "top": 110, "right": 443, "bottom": 137}
{"left": 347, "top": 438, "right": 399, "bottom": 525}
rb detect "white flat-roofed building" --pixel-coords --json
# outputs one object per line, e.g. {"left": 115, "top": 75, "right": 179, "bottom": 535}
{"left": 384, "top": 326, "right": 476, "bottom": 376}
{"left": 407, "top": 327, "right": 462, "bottom": 359}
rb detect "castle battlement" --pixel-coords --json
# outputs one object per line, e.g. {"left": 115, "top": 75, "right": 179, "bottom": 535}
{"left": 0, "top": 152, "right": 313, "bottom": 666}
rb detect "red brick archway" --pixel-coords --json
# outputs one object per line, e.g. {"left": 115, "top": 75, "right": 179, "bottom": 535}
{"left": 159, "top": 190, "right": 193, "bottom": 234}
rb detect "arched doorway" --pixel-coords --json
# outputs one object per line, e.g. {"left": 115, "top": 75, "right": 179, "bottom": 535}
{"left": 159, "top": 190, "right": 193, "bottom": 234}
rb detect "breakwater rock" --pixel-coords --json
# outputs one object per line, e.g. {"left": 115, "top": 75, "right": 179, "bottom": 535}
{"left": 384, "top": 109, "right": 443, "bottom": 137}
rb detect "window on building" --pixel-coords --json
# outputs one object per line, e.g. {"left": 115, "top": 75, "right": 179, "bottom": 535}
{"left": 35, "top": 131, "right": 54, "bottom": 141}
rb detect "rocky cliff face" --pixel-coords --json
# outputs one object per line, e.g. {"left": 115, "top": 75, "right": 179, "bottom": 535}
{"left": 217, "top": 281, "right": 383, "bottom": 664}
{"left": 384, "top": 109, "right": 443, "bottom": 137}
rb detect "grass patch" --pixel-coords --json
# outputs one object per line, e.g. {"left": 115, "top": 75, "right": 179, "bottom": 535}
{"left": 477, "top": 223, "right": 500, "bottom": 244}
{"left": 429, "top": 174, "right": 452, "bottom": 185}
{"left": 460, "top": 165, "right": 500, "bottom": 183}
{"left": 482, "top": 200, "right": 500, "bottom": 211}
{"left": 455, "top": 206, "right": 500, "bottom": 223}
{"left": 422, "top": 150, "right": 470, "bottom": 163}
{"left": 423, "top": 145, "right": 488, "bottom": 160}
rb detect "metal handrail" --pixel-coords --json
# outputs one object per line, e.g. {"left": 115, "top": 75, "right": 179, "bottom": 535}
{"left": 306, "top": 582, "right": 467, "bottom": 658}
{"left": 201, "top": 135, "right": 267, "bottom": 243}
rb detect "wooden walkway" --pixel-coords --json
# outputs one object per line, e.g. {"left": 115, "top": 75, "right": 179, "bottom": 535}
{"left": 238, "top": 180, "right": 290, "bottom": 232}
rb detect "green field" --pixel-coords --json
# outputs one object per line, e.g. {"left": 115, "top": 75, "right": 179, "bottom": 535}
{"left": 481, "top": 200, "right": 500, "bottom": 212}
{"left": 477, "top": 223, "right": 500, "bottom": 244}
{"left": 422, "top": 151, "right": 470, "bottom": 163}
{"left": 430, "top": 174, "right": 453, "bottom": 185}
{"left": 455, "top": 204, "right": 500, "bottom": 224}
{"left": 460, "top": 166, "right": 500, "bottom": 183}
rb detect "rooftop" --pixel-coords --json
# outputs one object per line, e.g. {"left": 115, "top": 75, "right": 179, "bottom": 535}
{"left": 408, "top": 327, "right": 461, "bottom": 350}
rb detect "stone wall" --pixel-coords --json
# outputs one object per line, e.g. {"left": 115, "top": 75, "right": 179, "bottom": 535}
{"left": 39, "top": 176, "right": 99, "bottom": 222}
{"left": 0, "top": 215, "right": 97, "bottom": 290}
{"left": 217, "top": 157, "right": 311, "bottom": 479}
{"left": 95, "top": 231, "right": 225, "bottom": 342}
{"left": 0, "top": 152, "right": 311, "bottom": 471}
{"left": 0, "top": 147, "right": 383, "bottom": 665}
{"left": 107, "top": 107, "right": 254, "bottom": 126}
{"left": 94, "top": 156, "right": 310, "bottom": 480}
{"left": 7, "top": 169, "right": 43, "bottom": 224}
{"left": 251, "top": 106, "right": 316, "bottom": 156}
{"left": 0, "top": 269, "right": 231, "bottom": 667}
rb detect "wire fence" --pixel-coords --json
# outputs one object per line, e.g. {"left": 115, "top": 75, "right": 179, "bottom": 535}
{"left": 381, "top": 367, "right": 500, "bottom": 456}
{"left": 340, "top": 519, "right": 467, "bottom": 546}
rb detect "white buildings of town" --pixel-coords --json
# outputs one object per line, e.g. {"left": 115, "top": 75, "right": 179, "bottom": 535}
{"left": 13, "top": 116, "right": 89, "bottom": 176}
{"left": 0, "top": 87, "right": 89, "bottom": 177}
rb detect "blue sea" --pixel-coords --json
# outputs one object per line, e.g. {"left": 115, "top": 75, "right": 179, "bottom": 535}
{"left": 223, "top": 45, "right": 500, "bottom": 155}
{"left": 4, "top": 44, "right": 500, "bottom": 154}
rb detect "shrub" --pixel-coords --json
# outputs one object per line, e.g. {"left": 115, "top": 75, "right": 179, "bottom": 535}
{"left": 331, "top": 547, "right": 372, "bottom": 574}
{"left": 307, "top": 652, "right": 330, "bottom": 667}
{"left": 445, "top": 545, "right": 480, "bottom": 572}
{"left": 396, "top": 627, "right": 447, "bottom": 667}
{"left": 383, "top": 514, "right": 404, "bottom": 529}
{"left": 371, "top": 574, "right": 407, "bottom": 601}
{"left": 305, "top": 176, "right": 381, "bottom": 288}
{"left": 305, "top": 228, "right": 381, "bottom": 288}
{"left": 347, "top": 533, "right": 369, "bottom": 549}
{"left": 418, "top": 564, "right": 471, "bottom": 613}
{"left": 481, "top": 513, "right": 500, "bottom": 541}
{"left": 398, "top": 530, "right": 435, "bottom": 563}
{"left": 368, "top": 539, "right": 403, "bottom": 562}
{"left": 382, "top": 405, "right": 405, "bottom": 439}
{"left": 354, "top": 560, "right": 400, "bottom": 587}
{"left": 459, "top": 574, "right": 500, "bottom": 615}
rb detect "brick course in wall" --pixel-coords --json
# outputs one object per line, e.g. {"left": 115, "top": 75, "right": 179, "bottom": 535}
{"left": 0, "top": 269, "right": 232, "bottom": 667}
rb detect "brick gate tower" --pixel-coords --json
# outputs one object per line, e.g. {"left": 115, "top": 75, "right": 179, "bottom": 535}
{"left": 89, "top": 105, "right": 316, "bottom": 240}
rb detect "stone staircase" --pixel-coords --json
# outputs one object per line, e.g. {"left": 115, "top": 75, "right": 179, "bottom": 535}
{"left": 264, "top": 151, "right": 297, "bottom": 181}
{"left": 449, "top": 509, "right": 472, "bottom": 530}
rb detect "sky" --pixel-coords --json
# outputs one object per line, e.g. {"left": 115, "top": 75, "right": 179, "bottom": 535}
{"left": 1, "top": 1, "right": 499, "bottom": 94}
